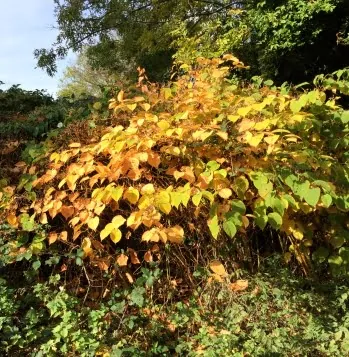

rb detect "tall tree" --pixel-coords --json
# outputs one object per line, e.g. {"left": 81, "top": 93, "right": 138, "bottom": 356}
{"left": 35, "top": 0, "right": 235, "bottom": 80}
{"left": 57, "top": 48, "right": 135, "bottom": 98}
{"left": 36, "top": 0, "right": 349, "bottom": 83}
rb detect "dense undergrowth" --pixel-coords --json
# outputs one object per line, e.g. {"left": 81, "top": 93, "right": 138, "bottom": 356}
{"left": 1, "top": 260, "right": 349, "bottom": 356}
{"left": 1, "top": 56, "right": 349, "bottom": 356}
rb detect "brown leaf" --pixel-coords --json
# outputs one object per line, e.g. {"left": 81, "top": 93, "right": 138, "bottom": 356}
{"left": 125, "top": 272, "right": 134, "bottom": 283}
{"left": 60, "top": 205, "right": 75, "bottom": 219}
{"left": 128, "top": 248, "right": 141, "bottom": 264}
{"left": 230, "top": 280, "right": 248, "bottom": 292}
{"left": 91, "top": 239, "right": 104, "bottom": 250}
{"left": 209, "top": 260, "right": 228, "bottom": 277}
{"left": 60, "top": 264, "right": 67, "bottom": 272}
{"left": 7, "top": 213, "right": 18, "bottom": 227}
{"left": 97, "top": 259, "right": 110, "bottom": 271}
{"left": 60, "top": 231, "right": 68, "bottom": 241}
{"left": 116, "top": 254, "right": 128, "bottom": 267}
{"left": 48, "top": 232, "right": 58, "bottom": 245}
{"left": 144, "top": 250, "right": 153, "bottom": 262}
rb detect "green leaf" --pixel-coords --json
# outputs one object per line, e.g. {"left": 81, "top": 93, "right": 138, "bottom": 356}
{"left": 321, "top": 194, "right": 332, "bottom": 208}
{"left": 304, "top": 187, "right": 321, "bottom": 207}
{"left": 268, "top": 212, "right": 282, "bottom": 230}
{"left": 340, "top": 111, "right": 349, "bottom": 124}
{"left": 328, "top": 255, "right": 343, "bottom": 266}
{"left": 129, "top": 287, "right": 146, "bottom": 307}
{"left": 329, "top": 235, "right": 345, "bottom": 249}
{"left": 250, "top": 172, "right": 268, "bottom": 190}
{"left": 335, "top": 195, "right": 349, "bottom": 212}
{"left": 312, "top": 247, "right": 329, "bottom": 264}
{"left": 208, "top": 215, "right": 220, "bottom": 239}
{"left": 258, "top": 182, "right": 273, "bottom": 198}
{"left": 206, "top": 160, "right": 220, "bottom": 172}
{"left": 233, "top": 176, "right": 249, "bottom": 199}
{"left": 231, "top": 200, "right": 246, "bottom": 215}
{"left": 32, "top": 261, "right": 41, "bottom": 271}
{"left": 339, "top": 247, "right": 349, "bottom": 265}
{"left": 223, "top": 220, "right": 237, "bottom": 238}
{"left": 294, "top": 180, "right": 310, "bottom": 200}
{"left": 20, "top": 214, "right": 35, "bottom": 232}
{"left": 255, "top": 215, "right": 268, "bottom": 230}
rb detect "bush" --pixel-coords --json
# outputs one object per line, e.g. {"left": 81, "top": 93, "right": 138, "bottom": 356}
{"left": 0, "top": 85, "right": 53, "bottom": 117}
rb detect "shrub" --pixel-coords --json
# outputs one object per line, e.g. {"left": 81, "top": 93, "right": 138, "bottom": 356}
{"left": 1, "top": 56, "right": 348, "bottom": 278}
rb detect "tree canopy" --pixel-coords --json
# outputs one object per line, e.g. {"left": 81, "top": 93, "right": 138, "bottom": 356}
{"left": 36, "top": 0, "right": 349, "bottom": 83}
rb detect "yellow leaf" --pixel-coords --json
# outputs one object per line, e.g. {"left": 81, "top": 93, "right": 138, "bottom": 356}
{"left": 218, "top": 188, "right": 232, "bottom": 199}
{"left": 110, "top": 229, "right": 122, "bottom": 244}
{"left": 246, "top": 133, "right": 264, "bottom": 147}
{"left": 68, "top": 142, "right": 81, "bottom": 148}
{"left": 112, "top": 215, "right": 126, "bottom": 228}
{"left": 264, "top": 135, "right": 280, "bottom": 145}
{"left": 141, "top": 103, "right": 151, "bottom": 111}
{"left": 50, "top": 152, "right": 60, "bottom": 162}
{"left": 125, "top": 272, "right": 134, "bottom": 283}
{"left": 237, "top": 106, "right": 252, "bottom": 117}
{"left": 165, "top": 146, "right": 181, "bottom": 156}
{"left": 39, "top": 213, "right": 48, "bottom": 225}
{"left": 166, "top": 225, "right": 184, "bottom": 244}
{"left": 227, "top": 115, "right": 240, "bottom": 123}
{"left": 87, "top": 216, "right": 99, "bottom": 231}
{"left": 157, "top": 120, "right": 170, "bottom": 131}
{"left": 142, "top": 228, "right": 160, "bottom": 242}
{"left": 192, "top": 192, "right": 202, "bottom": 206}
{"left": 254, "top": 119, "right": 270, "bottom": 131}
{"left": 162, "top": 87, "right": 172, "bottom": 100}
{"left": 209, "top": 260, "right": 228, "bottom": 277}
{"left": 216, "top": 131, "right": 228, "bottom": 141}
{"left": 82, "top": 238, "right": 93, "bottom": 257}
{"left": 156, "top": 191, "right": 172, "bottom": 214}
{"left": 127, "top": 103, "right": 137, "bottom": 111}
{"left": 141, "top": 183, "right": 155, "bottom": 195}
{"left": 123, "top": 187, "right": 140, "bottom": 204}
{"left": 117, "top": 90, "right": 124, "bottom": 102}
{"left": 60, "top": 231, "right": 68, "bottom": 241}
{"left": 111, "top": 186, "right": 124, "bottom": 202}
{"left": 100, "top": 223, "right": 114, "bottom": 240}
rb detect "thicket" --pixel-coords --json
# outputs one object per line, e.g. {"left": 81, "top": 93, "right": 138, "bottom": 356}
{"left": 0, "top": 54, "right": 349, "bottom": 354}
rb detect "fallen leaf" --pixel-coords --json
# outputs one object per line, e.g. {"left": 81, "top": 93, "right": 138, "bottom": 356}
{"left": 144, "top": 250, "right": 153, "bottom": 262}
{"left": 209, "top": 260, "right": 228, "bottom": 277}
{"left": 128, "top": 248, "right": 141, "bottom": 264}
{"left": 230, "top": 279, "right": 248, "bottom": 292}
{"left": 125, "top": 272, "right": 134, "bottom": 283}
{"left": 116, "top": 254, "right": 128, "bottom": 267}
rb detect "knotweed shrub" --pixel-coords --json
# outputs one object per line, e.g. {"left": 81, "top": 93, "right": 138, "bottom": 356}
{"left": 1, "top": 55, "right": 349, "bottom": 278}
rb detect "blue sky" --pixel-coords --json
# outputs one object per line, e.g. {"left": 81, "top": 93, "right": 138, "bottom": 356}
{"left": 0, "top": 0, "right": 75, "bottom": 96}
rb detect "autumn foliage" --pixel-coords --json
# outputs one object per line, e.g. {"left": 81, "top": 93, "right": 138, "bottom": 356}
{"left": 1, "top": 56, "right": 349, "bottom": 276}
